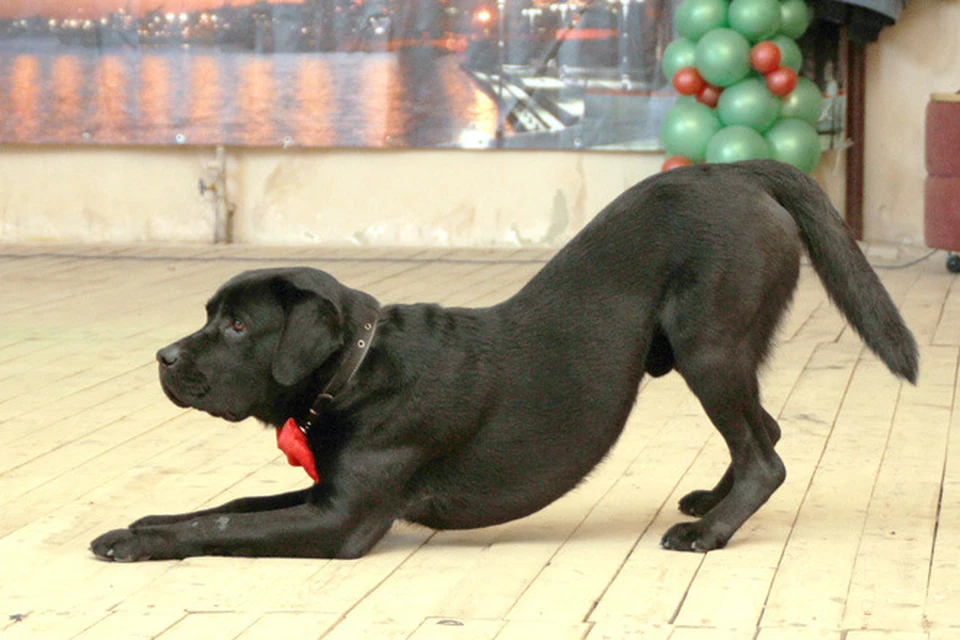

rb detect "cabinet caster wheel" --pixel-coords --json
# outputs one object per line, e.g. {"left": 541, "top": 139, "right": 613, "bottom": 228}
{"left": 947, "top": 254, "right": 960, "bottom": 273}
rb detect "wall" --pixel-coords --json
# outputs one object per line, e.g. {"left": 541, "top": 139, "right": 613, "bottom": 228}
{"left": 232, "top": 150, "right": 661, "bottom": 247}
{"left": 0, "top": 144, "right": 661, "bottom": 248}
{"left": 0, "top": 146, "right": 213, "bottom": 243}
{"left": 862, "top": 0, "right": 960, "bottom": 244}
{"left": 0, "top": 1, "right": 957, "bottom": 248}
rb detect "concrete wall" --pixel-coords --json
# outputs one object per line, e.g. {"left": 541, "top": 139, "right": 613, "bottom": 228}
{"left": 0, "top": 1, "right": 956, "bottom": 248}
{"left": 0, "top": 145, "right": 661, "bottom": 247}
{"left": 231, "top": 150, "right": 662, "bottom": 247}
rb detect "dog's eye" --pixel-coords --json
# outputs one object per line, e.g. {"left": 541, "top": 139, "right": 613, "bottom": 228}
{"left": 229, "top": 319, "right": 246, "bottom": 333}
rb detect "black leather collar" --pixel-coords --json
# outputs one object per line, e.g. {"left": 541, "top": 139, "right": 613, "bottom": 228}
{"left": 300, "top": 302, "right": 381, "bottom": 433}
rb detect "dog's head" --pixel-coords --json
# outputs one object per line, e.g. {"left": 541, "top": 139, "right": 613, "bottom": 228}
{"left": 156, "top": 268, "right": 356, "bottom": 425}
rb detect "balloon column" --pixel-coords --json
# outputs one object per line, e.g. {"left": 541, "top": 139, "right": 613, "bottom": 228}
{"left": 660, "top": 0, "right": 823, "bottom": 173}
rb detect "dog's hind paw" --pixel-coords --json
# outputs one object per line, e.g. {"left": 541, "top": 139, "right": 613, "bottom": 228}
{"left": 661, "top": 521, "right": 727, "bottom": 553}
{"left": 678, "top": 490, "right": 721, "bottom": 517}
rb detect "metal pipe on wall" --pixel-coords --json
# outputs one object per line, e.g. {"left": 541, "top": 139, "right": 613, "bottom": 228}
{"left": 200, "top": 145, "right": 235, "bottom": 244}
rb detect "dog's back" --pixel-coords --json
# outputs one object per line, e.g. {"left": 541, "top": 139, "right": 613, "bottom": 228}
{"left": 519, "top": 160, "right": 916, "bottom": 385}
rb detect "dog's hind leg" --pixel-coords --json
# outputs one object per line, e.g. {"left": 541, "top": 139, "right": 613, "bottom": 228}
{"left": 677, "top": 407, "right": 781, "bottom": 517}
{"left": 662, "top": 361, "right": 785, "bottom": 552}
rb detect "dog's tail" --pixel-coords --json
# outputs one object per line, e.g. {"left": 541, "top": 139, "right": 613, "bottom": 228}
{"left": 740, "top": 160, "right": 919, "bottom": 384}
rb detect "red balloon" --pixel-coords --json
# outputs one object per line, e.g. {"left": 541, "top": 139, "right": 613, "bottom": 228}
{"left": 672, "top": 66, "right": 704, "bottom": 96}
{"left": 696, "top": 83, "right": 722, "bottom": 108}
{"left": 662, "top": 156, "right": 693, "bottom": 171}
{"left": 750, "top": 41, "right": 782, "bottom": 74}
{"left": 765, "top": 67, "right": 798, "bottom": 97}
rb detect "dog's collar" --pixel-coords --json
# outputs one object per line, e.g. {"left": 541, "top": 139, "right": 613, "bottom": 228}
{"left": 301, "top": 302, "right": 381, "bottom": 433}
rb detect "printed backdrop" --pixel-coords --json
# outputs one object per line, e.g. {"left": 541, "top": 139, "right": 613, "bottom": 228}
{"left": 0, "top": 0, "right": 681, "bottom": 149}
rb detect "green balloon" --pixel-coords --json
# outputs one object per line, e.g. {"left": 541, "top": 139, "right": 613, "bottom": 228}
{"left": 728, "top": 0, "right": 782, "bottom": 42}
{"left": 662, "top": 38, "right": 697, "bottom": 82}
{"left": 780, "top": 0, "right": 811, "bottom": 39}
{"left": 706, "top": 125, "right": 771, "bottom": 163}
{"left": 772, "top": 35, "right": 802, "bottom": 72}
{"left": 780, "top": 77, "right": 823, "bottom": 125}
{"left": 695, "top": 28, "right": 751, "bottom": 87}
{"left": 717, "top": 77, "right": 781, "bottom": 131}
{"left": 660, "top": 101, "right": 722, "bottom": 162}
{"left": 764, "top": 118, "right": 822, "bottom": 173}
{"left": 674, "top": 0, "right": 729, "bottom": 41}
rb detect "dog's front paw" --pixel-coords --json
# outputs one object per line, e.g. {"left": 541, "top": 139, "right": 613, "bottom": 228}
{"left": 661, "top": 521, "right": 728, "bottom": 553}
{"left": 90, "top": 528, "right": 178, "bottom": 562}
{"left": 129, "top": 514, "right": 188, "bottom": 529}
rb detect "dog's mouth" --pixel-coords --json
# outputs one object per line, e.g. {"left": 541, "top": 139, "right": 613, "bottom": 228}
{"left": 158, "top": 367, "right": 210, "bottom": 408}
{"left": 160, "top": 384, "right": 191, "bottom": 409}
{"left": 157, "top": 362, "right": 254, "bottom": 422}
{"left": 205, "top": 408, "right": 246, "bottom": 422}
{"left": 162, "top": 385, "right": 246, "bottom": 422}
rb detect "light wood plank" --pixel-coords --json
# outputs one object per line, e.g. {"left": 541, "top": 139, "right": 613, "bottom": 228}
{"left": 845, "top": 632, "right": 930, "bottom": 640}
{"left": 841, "top": 345, "right": 957, "bottom": 631}
{"left": 407, "top": 618, "right": 503, "bottom": 640}
{"left": 71, "top": 611, "right": 186, "bottom": 640}
{"left": 586, "top": 621, "right": 673, "bottom": 640}
{"left": 762, "top": 354, "right": 904, "bottom": 628}
{"left": 756, "top": 629, "right": 842, "bottom": 640}
{"left": 233, "top": 612, "right": 340, "bottom": 640}
{"left": 320, "top": 617, "right": 422, "bottom": 640}
{"left": 0, "top": 609, "right": 112, "bottom": 640}
{"left": 668, "top": 627, "right": 756, "bottom": 640}
{"left": 494, "top": 620, "right": 590, "bottom": 640}
{"left": 153, "top": 612, "right": 260, "bottom": 640}
{"left": 895, "top": 264, "right": 953, "bottom": 343}
{"left": 932, "top": 275, "right": 960, "bottom": 345}
{"left": 671, "top": 341, "right": 863, "bottom": 630}
{"left": 925, "top": 370, "right": 960, "bottom": 628}
{"left": 509, "top": 410, "right": 716, "bottom": 623}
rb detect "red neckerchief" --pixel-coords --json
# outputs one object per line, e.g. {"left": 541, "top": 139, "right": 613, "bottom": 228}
{"left": 277, "top": 418, "right": 319, "bottom": 482}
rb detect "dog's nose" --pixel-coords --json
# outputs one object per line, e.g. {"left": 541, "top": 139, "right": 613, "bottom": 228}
{"left": 157, "top": 344, "right": 181, "bottom": 368}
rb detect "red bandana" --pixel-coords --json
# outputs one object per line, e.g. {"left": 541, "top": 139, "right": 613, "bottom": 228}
{"left": 276, "top": 418, "right": 319, "bottom": 482}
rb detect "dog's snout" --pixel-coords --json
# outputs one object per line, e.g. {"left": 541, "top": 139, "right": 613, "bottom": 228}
{"left": 157, "top": 344, "right": 181, "bottom": 368}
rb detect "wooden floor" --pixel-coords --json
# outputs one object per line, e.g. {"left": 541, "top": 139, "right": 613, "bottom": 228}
{"left": 1, "top": 243, "right": 958, "bottom": 640}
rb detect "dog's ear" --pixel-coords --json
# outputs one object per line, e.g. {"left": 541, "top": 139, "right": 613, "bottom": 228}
{"left": 271, "top": 272, "right": 345, "bottom": 387}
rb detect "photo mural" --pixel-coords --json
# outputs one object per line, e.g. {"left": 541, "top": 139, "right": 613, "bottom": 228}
{"left": 0, "top": 0, "right": 841, "bottom": 151}
{"left": 0, "top": 0, "right": 681, "bottom": 149}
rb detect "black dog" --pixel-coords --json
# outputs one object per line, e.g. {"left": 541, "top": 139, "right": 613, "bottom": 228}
{"left": 91, "top": 160, "right": 917, "bottom": 561}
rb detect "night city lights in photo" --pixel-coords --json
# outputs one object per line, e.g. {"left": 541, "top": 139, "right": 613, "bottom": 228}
{"left": 0, "top": 1, "right": 835, "bottom": 151}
